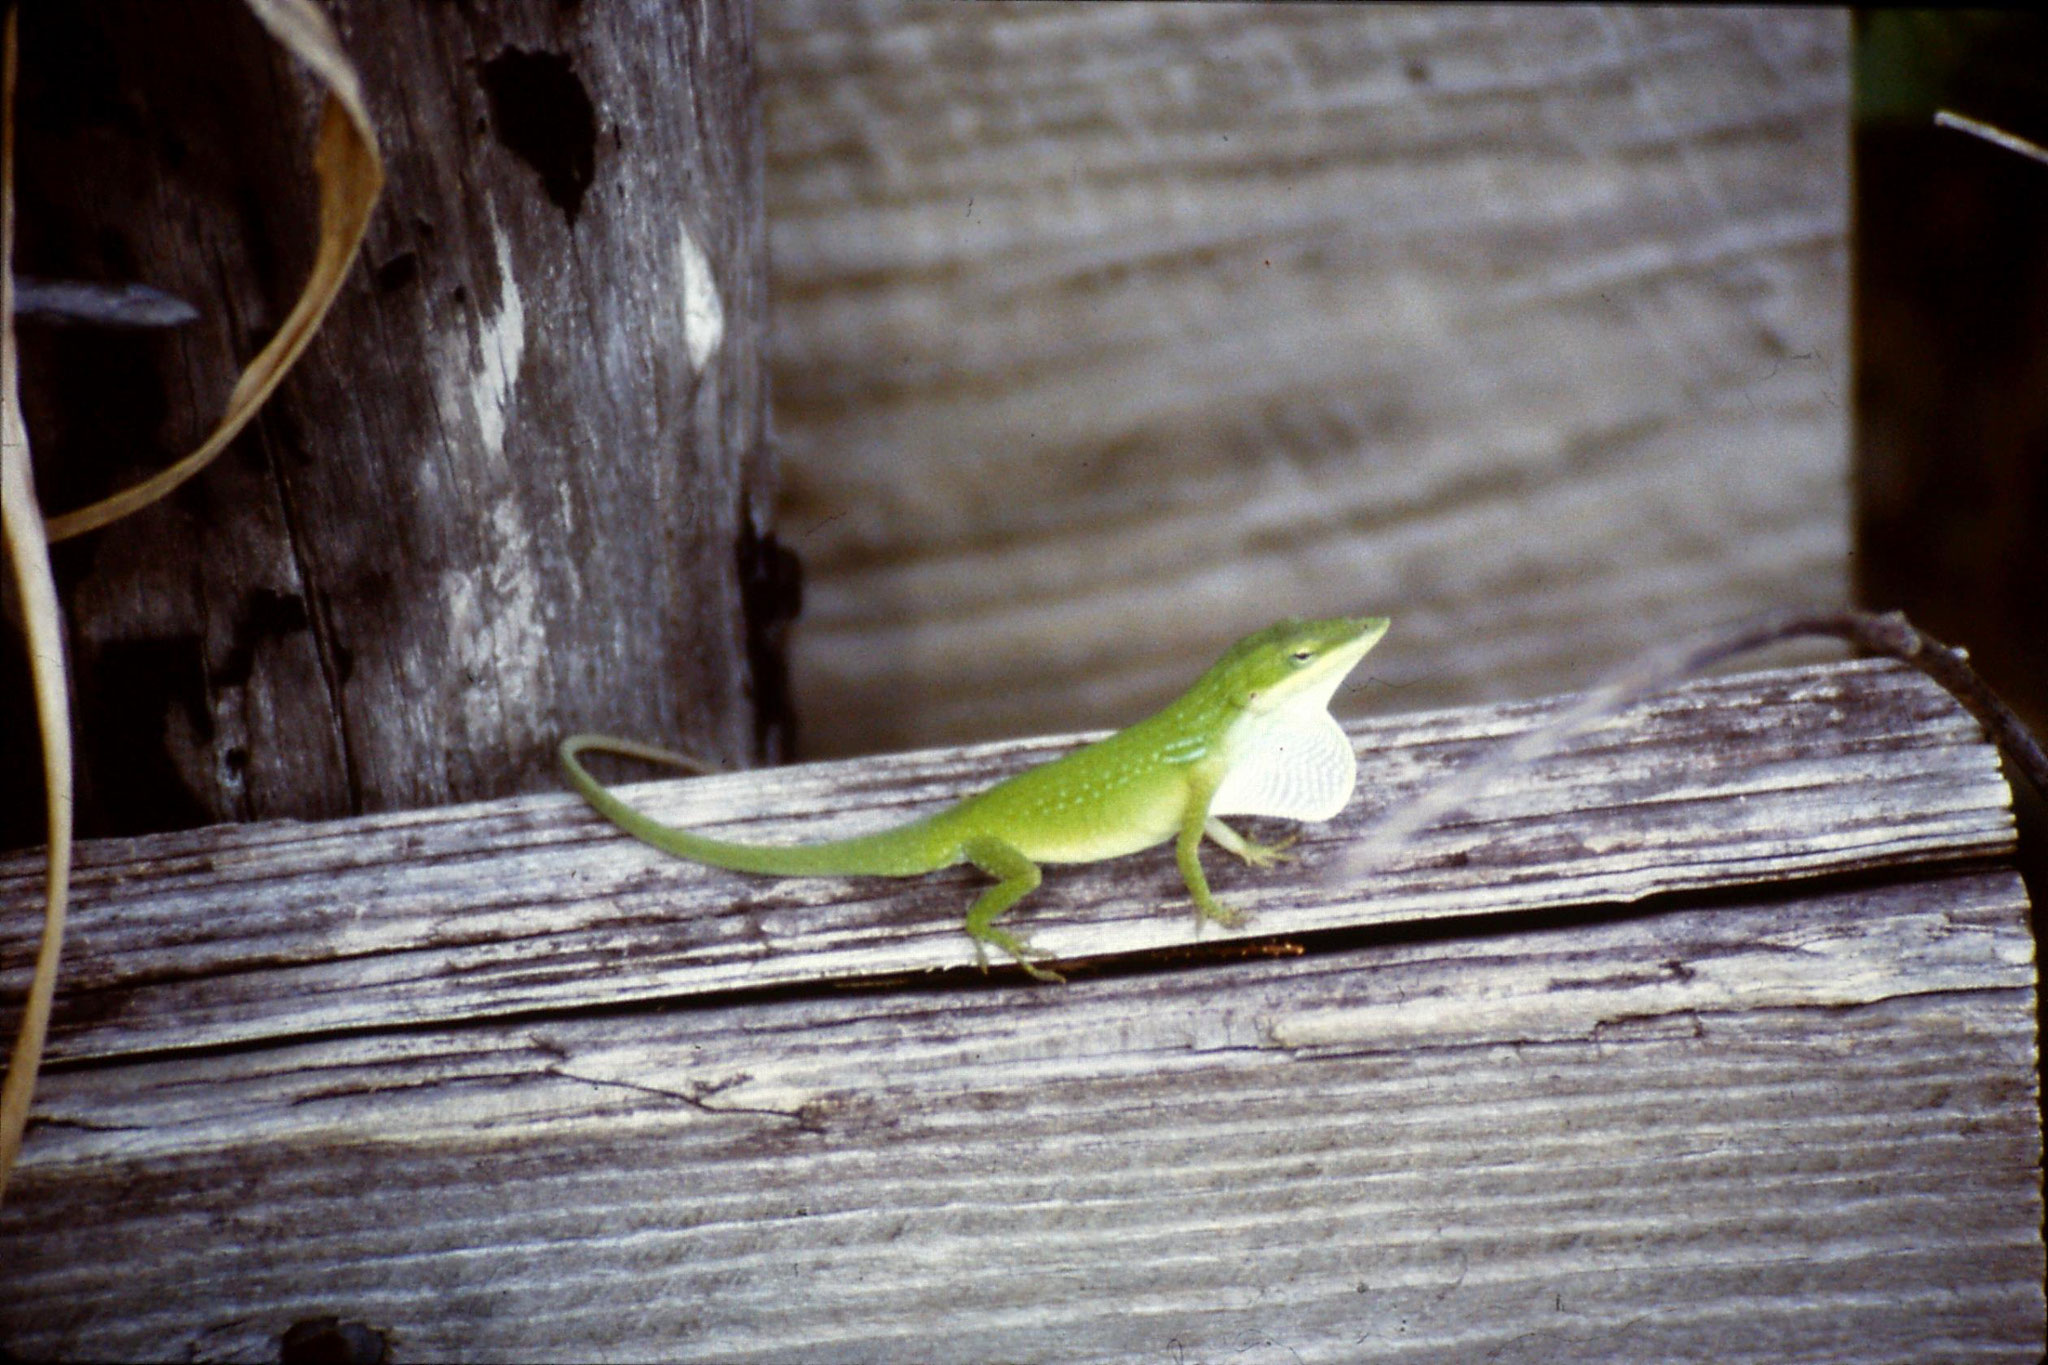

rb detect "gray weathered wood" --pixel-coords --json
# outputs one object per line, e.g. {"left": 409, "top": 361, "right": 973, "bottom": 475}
{"left": 759, "top": 3, "right": 1851, "bottom": 756}
{"left": 0, "top": 658, "right": 2037, "bottom": 1360}
{"left": 6, "top": 0, "right": 774, "bottom": 844}
{"left": 0, "top": 660, "right": 2014, "bottom": 1065}
{"left": 1, "top": 871, "right": 2037, "bottom": 1360}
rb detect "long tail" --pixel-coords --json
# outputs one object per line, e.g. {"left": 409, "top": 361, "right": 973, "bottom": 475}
{"left": 559, "top": 734, "right": 946, "bottom": 877}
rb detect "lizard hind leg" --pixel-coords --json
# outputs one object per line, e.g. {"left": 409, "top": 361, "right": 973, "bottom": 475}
{"left": 960, "top": 837, "right": 1063, "bottom": 983}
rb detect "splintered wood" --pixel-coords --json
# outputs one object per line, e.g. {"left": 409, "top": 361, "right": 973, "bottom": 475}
{"left": 1, "top": 660, "right": 2041, "bottom": 1361}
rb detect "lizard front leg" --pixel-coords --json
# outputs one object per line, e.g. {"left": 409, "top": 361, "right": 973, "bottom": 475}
{"left": 1204, "top": 816, "right": 1297, "bottom": 868}
{"left": 1176, "top": 772, "right": 1249, "bottom": 933}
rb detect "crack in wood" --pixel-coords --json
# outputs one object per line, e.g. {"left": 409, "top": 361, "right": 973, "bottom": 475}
{"left": 543, "top": 1065, "right": 830, "bottom": 1132}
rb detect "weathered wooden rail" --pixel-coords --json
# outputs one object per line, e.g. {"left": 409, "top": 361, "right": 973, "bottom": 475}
{"left": 1, "top": 658, "right": 2041, "bottom": 1360}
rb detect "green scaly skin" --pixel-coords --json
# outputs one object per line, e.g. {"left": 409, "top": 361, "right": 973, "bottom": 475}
{"left": 562, "top": 616, "right": 1389, "bottom": 982}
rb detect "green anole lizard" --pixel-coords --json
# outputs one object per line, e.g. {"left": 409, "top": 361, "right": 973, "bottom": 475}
{"left": 561, "top": 615, "right": 1389, "bottom": 981}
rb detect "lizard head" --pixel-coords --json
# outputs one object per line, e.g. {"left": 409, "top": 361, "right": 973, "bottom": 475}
{"left": 1215, "top": 616, "right": 1390, "bottom": 716}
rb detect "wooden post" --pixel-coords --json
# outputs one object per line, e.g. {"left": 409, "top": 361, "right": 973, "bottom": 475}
{"left": 3, "top": 0, "right": 785, "bottom": 846}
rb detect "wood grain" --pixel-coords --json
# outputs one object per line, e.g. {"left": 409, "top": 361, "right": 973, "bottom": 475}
{"left": 2, "top": 870, "right": 2036, "bottom": 1360}
{"left": 758, "top": 4, "right": 1852, "bottom": 756}
{"left": 0, "top": 657, "right": 2035, "bottom": 1359}
{"left": 0, "top": 660, "right": 2015, "bottom": 1068}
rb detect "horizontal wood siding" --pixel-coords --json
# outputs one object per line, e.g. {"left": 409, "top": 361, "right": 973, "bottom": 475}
{"left": 759, "top": 4, "right": 1851, "bottom": 756}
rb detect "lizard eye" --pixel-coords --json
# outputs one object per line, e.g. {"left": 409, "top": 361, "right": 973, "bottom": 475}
{"left": 1290, "top": 648, "right": 1315, "bottom": 663}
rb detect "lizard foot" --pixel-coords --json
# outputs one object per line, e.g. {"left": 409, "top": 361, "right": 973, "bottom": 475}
{"left": 1232, "top": 833, "right": 1298, "bottom": 868}
{"left": 1190, "top": 897, "right": 1250, "bottom": 933}
{"left": 971, "top": 927, "right": 1067, "bottom": 984}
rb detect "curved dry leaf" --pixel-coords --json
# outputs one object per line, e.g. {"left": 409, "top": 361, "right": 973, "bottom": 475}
{"left": 42, "top": 0, "right": 384, "bottom": 542}
{"left": 0, "top": 6, "right": 75, "bottom": 1205}
{"left": 2, "top": 0, "right": 382, "bottom": 1202}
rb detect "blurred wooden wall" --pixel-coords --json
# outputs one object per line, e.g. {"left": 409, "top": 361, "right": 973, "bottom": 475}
{"left": 758, "top": 3, "right": 1849, "bottom": 757}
